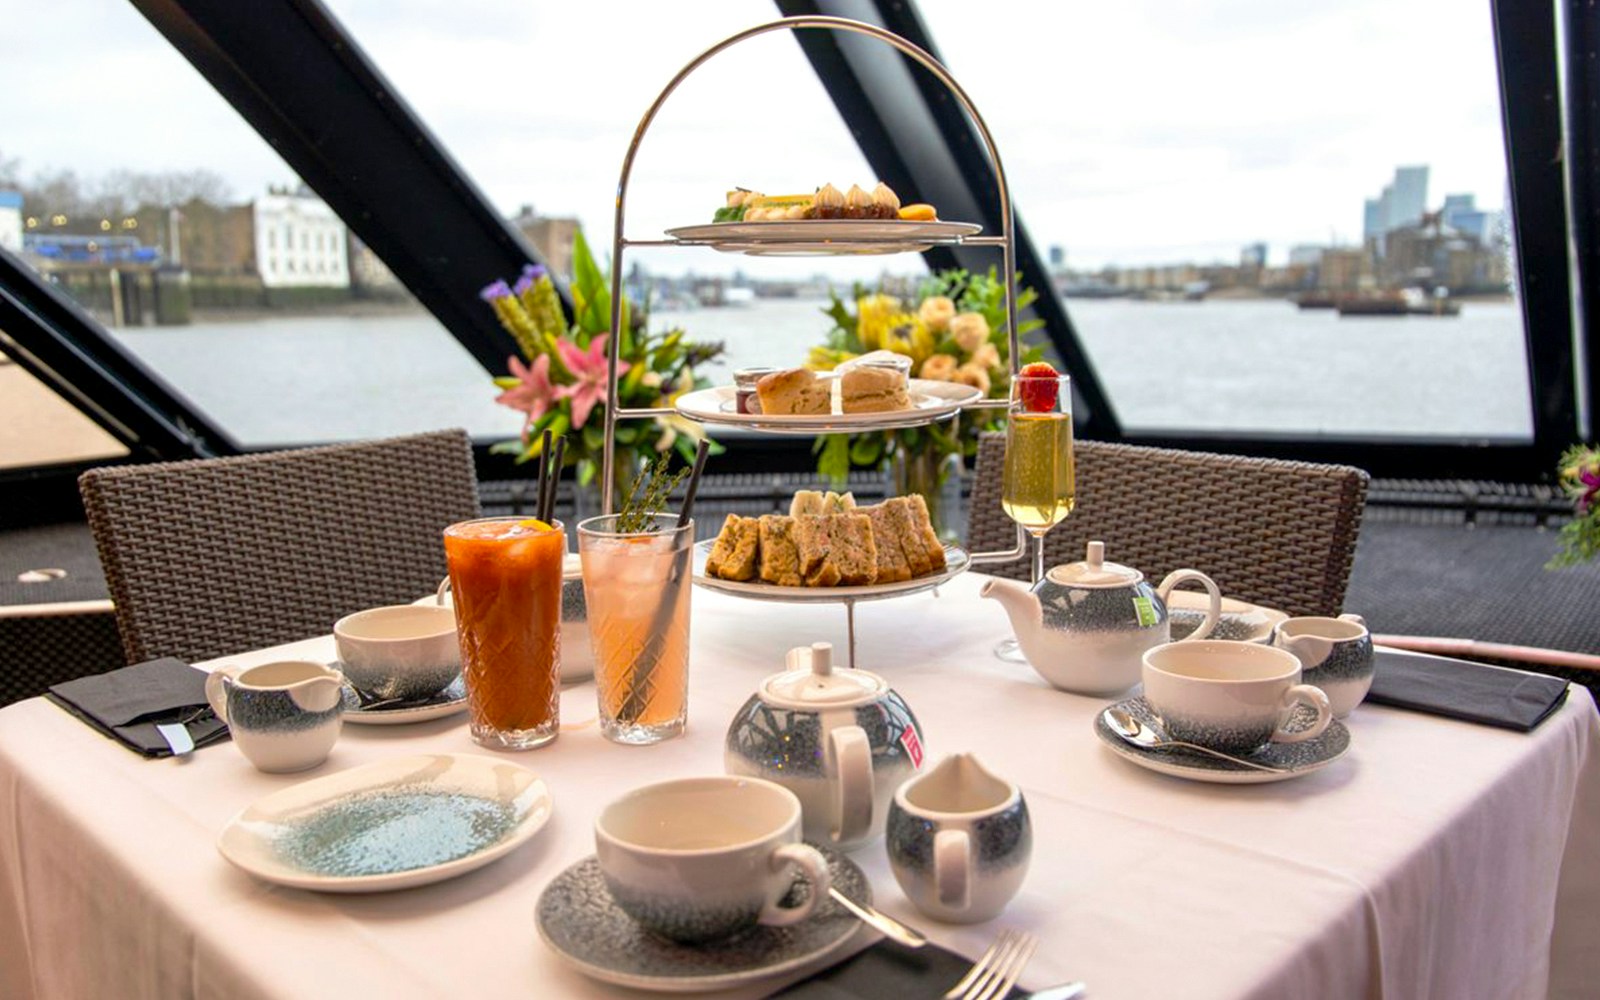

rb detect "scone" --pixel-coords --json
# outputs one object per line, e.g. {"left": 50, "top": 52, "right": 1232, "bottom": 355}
{"left": 840, "top": 366, "right": 911, "bottom": 413}
{"left": 756, "top": 369, "right": 830, "bottom": 415}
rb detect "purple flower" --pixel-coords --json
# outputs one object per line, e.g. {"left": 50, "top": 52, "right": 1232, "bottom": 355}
{"left": 1581, "top": 467, "right": 1600, "bottom": 513}
{"left": 479, "top": 279, "right": 513, "bottom": 302}
{"left": 514, "top": 263, "right": 548, "bottom": 296}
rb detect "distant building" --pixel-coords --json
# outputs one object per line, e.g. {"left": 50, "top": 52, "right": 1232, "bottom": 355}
{"left": 1048, "top": 244, "right": 1066, "bottom": 270}
{"left": 1239, "top": 242, "right": 1267, "bottom": 269}
{"left": 0, "top": 191, "right": 21, "bottom": 253}
{"left": 347, "top": 233, "right": 404, "bottom": 297}
{"left": 1318, "top": 248, "right": 1368, "bottom": 291}
{"left": 1288, "top": 245, "right": 1325, "bottom": 267}
{"left": 253, "top": 190, "right": 349, "bottom": 289}
{"left": 133, "top": 199, "right": 256, "bottom": 275}
{"left": 511, "top": 205, "right": 580, "bottom": 280}
{"left": 1363, "top": 166, "right": 1430, "bottom": 243}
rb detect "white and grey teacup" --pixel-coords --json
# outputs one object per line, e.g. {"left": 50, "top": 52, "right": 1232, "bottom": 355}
{"left": 1273, "top": 614, "right": 1374, "bottom": 718}
{"left": 334, "top": 604, "right": 460, "bottom": 702}
{"left": 1142, "top": 640, "right": 1332, "bottom": 754}
{"left": 886, "top": 753, "right": 1031, "bottom": 924}
{"left": 594, "top": 776, "right": 830, "bottom": 945}
{"left": 204, "top": 661, "right": 345, "bottom": 773}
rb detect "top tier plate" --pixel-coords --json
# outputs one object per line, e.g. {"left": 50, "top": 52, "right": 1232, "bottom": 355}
{"left": 665, "top": 219, "right": 982, "bottom": 256}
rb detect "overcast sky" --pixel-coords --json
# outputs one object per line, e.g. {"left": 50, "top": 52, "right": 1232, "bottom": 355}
{"left": 3, "top": 0, "right": 1508, "bottom": 278}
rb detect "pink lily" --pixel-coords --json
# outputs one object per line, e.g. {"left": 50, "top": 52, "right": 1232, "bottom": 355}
{"left": 1581, "top": 467, "right": 1600, "bottom": 514}
{"left": 494, "top": 354, "right": 568, "bottom": 436}
{"left": 557, "top": 334, "right": 629, "bottom": 429}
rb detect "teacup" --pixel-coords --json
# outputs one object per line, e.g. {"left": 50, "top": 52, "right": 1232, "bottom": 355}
{"left": 594, "top": 776, "right": 831, "bottom": 944}
{"left": 204, "top": 661, "right": 345, "bottom": 772}
{"left": 334, "top": 604, "right": 460, "bottom": 701}
{"left": 1273, "top": 614, "right": 1374, "bottom": 718}
{"left": 1142, "top": 640, "right": 1332, "bottom": 754}
{"left": 887, "top": 753, "right": 1031, "bottom": 924}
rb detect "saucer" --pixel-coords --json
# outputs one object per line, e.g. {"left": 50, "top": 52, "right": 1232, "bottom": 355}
{"left": 218, "top": 753, "right": 552, "bottom": 892}
{"left": 536, "top": 847, "right": 868, "bottom": 993}
{"left": 339, "top": 674, "right": 468, "bottom": 725}
{"left": 1094, "top": 695, "right": 1350, "bottom": 785}
{"left": 1167, "top": 591, "right": 1288, "bottom": 644}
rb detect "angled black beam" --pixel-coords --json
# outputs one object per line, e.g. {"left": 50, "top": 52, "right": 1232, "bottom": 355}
{"left": 1492, "top": 0, "right": 1581, "bottom": 462}
{"left": 1563, "top": 0, "right": 1598, "bottom": 438}
{"left": 772, "top": 0, "right": 1123, "bottom": 438}
{"left": 0, "top": 247, "right": 232, "bottom": 462}
{"left": 129, "top": 0, "right": 565, "bottom": 375}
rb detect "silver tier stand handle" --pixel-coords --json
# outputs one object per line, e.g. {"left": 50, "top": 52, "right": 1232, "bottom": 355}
{"left": 599, "top": 16, "right": 1027, "bottom": 664}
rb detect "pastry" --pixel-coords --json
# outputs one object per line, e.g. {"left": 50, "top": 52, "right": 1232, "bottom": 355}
{"left": 756, "top": 368, "right": 830, "bottom": 415}
{"left": 743, "top": 194, "right": 815, "bottom": 221}
{"left": 870, "top": 182, "right": 900, "bottom": 220}
{"left": 705, "top": 514, "right": 760, "bottom": 581}
{"left": 757, "top": 515, "right": 804, "bottom": 587}
{"left": 898, "top": 204, "right": 937, "bottom": 222}
{"left": 814, "top": 183, "right": 845, "bottom": 220}
{"left": 840, "top": 366, "right": 912, "bottom": 413}
{"left": 843, "top": 184, "right": 872, "bottom": 220}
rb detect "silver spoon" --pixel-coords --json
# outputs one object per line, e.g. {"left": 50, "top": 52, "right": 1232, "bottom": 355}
{"left": 828, "top": 886, "right": 928, "bottom": 949}
{"left": 1103, "top": 708, "right": 1286, "bottom": 773}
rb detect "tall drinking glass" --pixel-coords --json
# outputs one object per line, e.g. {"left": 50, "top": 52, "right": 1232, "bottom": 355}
{"left": 577, "top": 513, "right": 694, "bottom": 745}
{"left": 995, "top": 373, "right": 1076, "bottom": 661}
{"left": 443, "top": 516, "right": 565, "bottom": 750}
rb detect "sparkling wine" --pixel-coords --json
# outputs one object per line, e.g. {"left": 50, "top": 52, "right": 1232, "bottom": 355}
{"left": 1001, "top": 412, "right": 1076, "bottom": 532}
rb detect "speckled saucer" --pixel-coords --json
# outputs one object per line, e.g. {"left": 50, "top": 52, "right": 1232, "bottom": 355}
{"left": 1166, "top": 591, "right": 1288, "bottom": 644}
{"left": 1094, "top": 695, "right": 1350, "bottom": 785}
{"left": 218, "top": 753, "right": 552, "bottom": 891}
{"left": 536, "top": 848, "right": 868, "bottom": 993}
{"left": 339, "top": 674, "right": 467, "bottom": 725}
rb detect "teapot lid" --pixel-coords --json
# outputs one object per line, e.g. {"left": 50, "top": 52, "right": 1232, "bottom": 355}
{"left": 1046, "top": 540, "right": 1146, "bottom": 588}
{"left": 758, "top": 642, "right": 888, "bottom": 710}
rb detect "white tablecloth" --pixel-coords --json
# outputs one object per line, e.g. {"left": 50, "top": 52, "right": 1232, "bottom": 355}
{"left": 2, "top": 574, "right": 1597, "bottom": 999}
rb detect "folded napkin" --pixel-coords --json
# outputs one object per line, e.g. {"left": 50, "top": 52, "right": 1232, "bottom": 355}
{"left": 768, "top": 939, "right": 1026, "bottom": 999}
{"left": 1366, "top": 649, "right": 1570, "bottom": 732}
{"left": 47, "top": 657, "right": 230, "bottom": 758}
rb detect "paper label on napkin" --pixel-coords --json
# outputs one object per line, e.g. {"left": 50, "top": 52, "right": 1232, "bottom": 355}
{"left": 1133, "top": 597, "right": 1159, "bottom": 627}
{"left": 900, "top": 728, "right": 925, "bottom": 768}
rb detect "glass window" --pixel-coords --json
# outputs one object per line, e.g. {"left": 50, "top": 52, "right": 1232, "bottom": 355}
{"left": 0, "top": 342, "right": 127, "bottom": 469}
{"left": 912, "top": 0, "right": 1527, "bottom": 440}
{"left": 2, "top": 0, "right": 519, "bottom": 448}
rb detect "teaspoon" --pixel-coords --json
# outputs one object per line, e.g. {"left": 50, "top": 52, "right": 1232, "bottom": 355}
{"left": 1103, "top": 707, "right": 1286, "bottom": 773}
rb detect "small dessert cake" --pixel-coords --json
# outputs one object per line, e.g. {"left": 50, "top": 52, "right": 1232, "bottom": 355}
{"left": 840, "top": 366, "right": 912, "bottom": 413}
{"left": 756, "top": 368, "right": 830, "bottom": 415}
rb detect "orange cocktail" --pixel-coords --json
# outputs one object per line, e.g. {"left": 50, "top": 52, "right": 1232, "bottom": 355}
{"left": 443, "top": 517, "right": 564, "bottom": 750}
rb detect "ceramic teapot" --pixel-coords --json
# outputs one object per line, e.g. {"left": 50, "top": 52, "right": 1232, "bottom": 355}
{"left": 725, "top": 642, "right": 925, "bottom": 851}
{"left": 981, "top": 540, "right": 1223, "bottom": 695}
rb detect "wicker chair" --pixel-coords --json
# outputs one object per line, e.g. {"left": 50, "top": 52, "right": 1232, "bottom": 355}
{"left": 0, "top": 601, "right": 125, "bottom": 706}
{"left": 967, "top": 434, "right": 1370, "bottom": 618}
{"left": 79, "top": 429, "right": 481, "bottom": 665}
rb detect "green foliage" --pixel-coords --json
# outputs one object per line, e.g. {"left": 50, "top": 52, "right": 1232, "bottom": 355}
{"left": 1548, "top": 443, "right": 1600, "bottom": 568}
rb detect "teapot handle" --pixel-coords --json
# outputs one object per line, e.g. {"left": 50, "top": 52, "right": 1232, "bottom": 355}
{"left": 1157, "top": 569, "right": 1222, "bottom": 641}
{"left": 829, "top": 725, "right": 873, "bottom": 845}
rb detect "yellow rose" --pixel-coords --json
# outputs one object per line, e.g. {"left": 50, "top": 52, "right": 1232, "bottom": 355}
{"left": 971, "top": 342, "right": 1001, "bottom": 370}
{"left": 917, "top": 295, "right": 956, "bottom": 331}
{"left": 919, "top": 353, "right": 959, "bottom": 381}
{"left": 950, "top": 312, "right": 990, "bottom": 354}
{"left": 952, "top": 364, "right": 991, "bottom": 395}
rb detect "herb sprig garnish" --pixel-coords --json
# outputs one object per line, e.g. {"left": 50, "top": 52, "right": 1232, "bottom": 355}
{"left": 616, "top": 454, "right": 689, "bottom": 534}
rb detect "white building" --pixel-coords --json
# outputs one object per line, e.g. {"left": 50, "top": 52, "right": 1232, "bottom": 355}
{"left": 0, "top": 192, "right": 23, "bottom": 253}
{"left": 253, "top": 190, "right": 350, "bottom": 288}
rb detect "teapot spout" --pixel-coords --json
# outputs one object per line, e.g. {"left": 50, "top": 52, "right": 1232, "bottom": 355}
{"left": 979, "top": 577, "right": 1041, "bottom": 641}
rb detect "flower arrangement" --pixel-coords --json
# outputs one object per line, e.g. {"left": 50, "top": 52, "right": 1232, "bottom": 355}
{"left": 1549, "top": 444, "right": 1600, "bottom": 568}
{"left": 807, "top": 268, "right": 1046, "bottom": 522}
{"left": 480, "top": 230, "right": 723, "bottom": 490}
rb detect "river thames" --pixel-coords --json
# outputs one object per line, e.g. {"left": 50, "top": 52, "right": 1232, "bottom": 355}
{"left": 109, "top": 297, "right": 1530, "bottom": 447}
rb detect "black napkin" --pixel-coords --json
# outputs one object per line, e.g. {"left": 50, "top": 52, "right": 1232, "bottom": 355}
{"left": 767, "top": 939, "right": 1026, "bottom": 999}
{"left": 46, "top": 657, "right": 230, "bottom": 757}
{"left": 1366, "top": 648, "right": 1570, "bottom": 732}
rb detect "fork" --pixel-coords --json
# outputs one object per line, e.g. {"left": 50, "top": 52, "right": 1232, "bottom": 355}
{"left": 943, "top": 928, "right": 1040, "bottom": 1000}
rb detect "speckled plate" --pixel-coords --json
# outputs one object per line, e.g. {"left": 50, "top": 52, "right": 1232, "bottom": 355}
{"left": 339, "top": 674, "right": 468, "bottom": 725}
{"left": 1094, "top": 695, "right": 1350, "bottom": 785}
{"left": 1166, "top": 591, "right": 1288, "bottom": 644}
{"left": 536, "top": 848, "right": 868, "bottom": 993}
{"left": 218, "top": 753, "right": 552, "bottom": 892}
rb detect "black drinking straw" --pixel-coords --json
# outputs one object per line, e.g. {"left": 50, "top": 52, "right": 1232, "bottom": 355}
{"left": 539, "top": 435, "right": 565, "bottom": 525}
{"left": 677, "top": 438, "right": 710, "bottom": 527}
{"left": 533, "top": 429, "right": 552, "bottom": 521}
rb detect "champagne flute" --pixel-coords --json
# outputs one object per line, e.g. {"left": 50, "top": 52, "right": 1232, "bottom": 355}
{"left": 994, "top": 372, "right": 1075, "bottom": 661}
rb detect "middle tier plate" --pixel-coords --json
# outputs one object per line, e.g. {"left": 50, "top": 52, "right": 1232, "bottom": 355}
{"left": 675, "top": 378, "right": 983, "bottom": 434}
{"left": 693, "top": 539, "right": 969, "bottom": 603}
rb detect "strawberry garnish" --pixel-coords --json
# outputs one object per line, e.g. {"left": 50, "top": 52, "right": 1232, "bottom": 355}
{"left": 1017, "top": 362, "right": 1060, "bottom": 412}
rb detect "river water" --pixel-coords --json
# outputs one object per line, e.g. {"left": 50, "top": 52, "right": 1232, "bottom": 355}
{"left": 110, "top": 297, "right": 1530, "bottom": 447}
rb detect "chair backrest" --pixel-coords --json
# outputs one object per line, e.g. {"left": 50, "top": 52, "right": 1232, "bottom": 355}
{"left": 968, "top": 435, "right": 1369, "bottom": 618}
{"left": 79, "top": 429, "right": 481, "bottom": 664}
{"left": 0, "top": 602, "right": 124, "bottom": 707}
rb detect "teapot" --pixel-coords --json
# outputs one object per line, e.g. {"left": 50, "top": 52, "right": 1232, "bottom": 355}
{"left": 725, "top": 642, "right": 925, "bottom": 851}
{"left": 981, "top": 540, "right": 1223, "bottom": 695}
